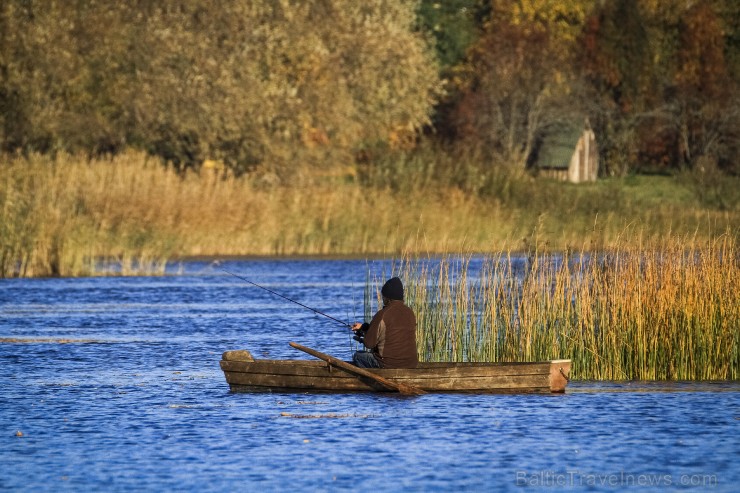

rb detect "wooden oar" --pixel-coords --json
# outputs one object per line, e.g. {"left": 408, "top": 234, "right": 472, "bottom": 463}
{"left": 289, "top": 342, "right": 425, "bottom": 396}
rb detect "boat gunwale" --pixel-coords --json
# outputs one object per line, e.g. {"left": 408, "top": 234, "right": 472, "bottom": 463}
{"left": 220, "top": 359, "right": 566, "bottom": 376}
{"left": 220, "top": 352, "right": 571, "bottom": 393}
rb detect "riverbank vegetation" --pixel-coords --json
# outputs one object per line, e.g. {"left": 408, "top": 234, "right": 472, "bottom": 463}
{"left": 1, "top": 150, "right": 737, "bottom": 277}
{"left": 2, "top": 1, "right": 738, "bottom": 277}
{"left": 398, "top": 234, "right": 738, "bottom": 380}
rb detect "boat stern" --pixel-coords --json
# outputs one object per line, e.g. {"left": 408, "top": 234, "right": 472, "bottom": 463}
{"left": 549, "top": 359, "right": 571, "bottom": 392}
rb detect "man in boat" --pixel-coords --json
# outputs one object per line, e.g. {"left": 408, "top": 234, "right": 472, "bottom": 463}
{"left": 351, "top": 277, "right": 418, "bottom": 369}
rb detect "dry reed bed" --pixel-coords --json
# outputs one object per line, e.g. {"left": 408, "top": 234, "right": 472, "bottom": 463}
{"left": 2, "top": 151, "right": 736, "bottom": 277}
{"left": 399, "top": 235, "right": 737, "bottom": 380}
{"left": 1, "top": 152, "right": 507, "bottom": 276}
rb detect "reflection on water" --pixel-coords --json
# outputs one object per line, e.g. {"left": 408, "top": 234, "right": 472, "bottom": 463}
{"left": 1, "top": 259, "right": 738, "bottom": 492}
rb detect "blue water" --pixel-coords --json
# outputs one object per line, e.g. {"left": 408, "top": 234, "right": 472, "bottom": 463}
{"left": 1, "top": 259, "right": 738, "bottom": 492}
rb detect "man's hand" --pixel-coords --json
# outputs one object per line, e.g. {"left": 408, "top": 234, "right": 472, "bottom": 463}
{"left": 351, "top": 322, "right": 367, "bottom": 344}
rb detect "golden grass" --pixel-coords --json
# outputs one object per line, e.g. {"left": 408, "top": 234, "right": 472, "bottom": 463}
{"left": 395, "top": 234, "right": 738, "bottom": 380}
{"left": 0, "top": 151, "right": 508, "bottom": 276}
{"left": 0, "top": 150, "right": 737, "bottom": 277}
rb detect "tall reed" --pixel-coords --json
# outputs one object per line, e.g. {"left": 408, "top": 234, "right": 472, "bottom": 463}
{"left": 1, "top": 151, "right": 738, "bottom": 277}
{"left": 388, "top": 235, "right": 738, "bottom": 380}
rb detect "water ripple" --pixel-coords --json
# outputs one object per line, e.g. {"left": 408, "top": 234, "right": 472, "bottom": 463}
{"left": 1, "top": 259, "right": 738, "bottom": 492}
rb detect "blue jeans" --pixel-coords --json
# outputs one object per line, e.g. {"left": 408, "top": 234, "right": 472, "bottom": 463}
{"left": 352, "top": 350, "right": 380, "bottom": 368}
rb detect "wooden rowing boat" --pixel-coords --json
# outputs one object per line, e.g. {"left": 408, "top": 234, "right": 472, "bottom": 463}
{"left": 220, "top": 349, "right": 571, "bottom": 394}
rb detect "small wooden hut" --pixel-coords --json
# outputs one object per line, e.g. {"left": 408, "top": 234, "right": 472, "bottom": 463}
{"left": 533, "top": 121, "right": 598, "bottom": 183}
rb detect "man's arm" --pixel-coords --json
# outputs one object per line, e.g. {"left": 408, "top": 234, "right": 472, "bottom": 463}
{"left": 353, "top": 310, "right": 383, "bottom": 349}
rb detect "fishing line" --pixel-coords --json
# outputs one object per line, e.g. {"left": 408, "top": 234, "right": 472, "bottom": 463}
{"left": 214, "top": 261, "right": 352, "bottom": 329}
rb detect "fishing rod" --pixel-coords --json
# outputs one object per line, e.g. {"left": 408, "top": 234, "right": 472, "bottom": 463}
{"left": 216, "top": 263, "right": 352, "bottom": 329}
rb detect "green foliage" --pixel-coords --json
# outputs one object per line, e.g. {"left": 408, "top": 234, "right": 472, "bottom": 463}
{"left": 681, "top": 156, "right": 740, "bottom": 210}
{"left": 416, "top": 0, "right": 487, "bottom": 71}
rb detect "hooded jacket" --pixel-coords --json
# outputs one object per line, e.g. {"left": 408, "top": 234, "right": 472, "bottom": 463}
{"left": 362, "top": 300, "right": 418, "bottom": 369}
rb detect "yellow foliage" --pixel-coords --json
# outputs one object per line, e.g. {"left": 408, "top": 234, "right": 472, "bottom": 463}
{"left": 0, "top": 0, "right": 441, "bottom": 173}
{"left": 498, "top": 0, "right": 591, "bottom": 43}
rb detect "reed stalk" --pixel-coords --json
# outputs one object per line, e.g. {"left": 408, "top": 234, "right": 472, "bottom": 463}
{"left": 382, "top": 235, "right": 738, "bottom": 380}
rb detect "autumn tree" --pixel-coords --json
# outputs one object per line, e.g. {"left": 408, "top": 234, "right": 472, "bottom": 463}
{"left": 415, "top": 0, "right": 490, "bottom": 139}
{"left": 673, "top": 1, "right": 739, "bottom": 171}
{"left": 449, "top": 1, "right": 588, "bottom": 167}
{"left": 578, "top": 0, "right": 659, "bottom": 176}
{"left": 0, "top": 1, "right": 441, "bottom": 176}
{"left": 578, "top": 0, "right": 738, "bottom": 174}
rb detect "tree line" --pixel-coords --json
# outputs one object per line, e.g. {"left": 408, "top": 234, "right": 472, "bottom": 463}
{"left": 1, "top": 0, "right": 737, "bottom": 176}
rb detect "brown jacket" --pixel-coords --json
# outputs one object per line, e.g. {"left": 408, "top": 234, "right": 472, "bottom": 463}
{"left": 363, "top": 300, "right": 418, "bottom": 369}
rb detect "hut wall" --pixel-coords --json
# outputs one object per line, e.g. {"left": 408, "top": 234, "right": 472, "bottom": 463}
{"left": 567, "top": 129, "right": 598, "bottom": 183}
{"left": 539, "top": 168, "right": 568, "bottom": 181}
